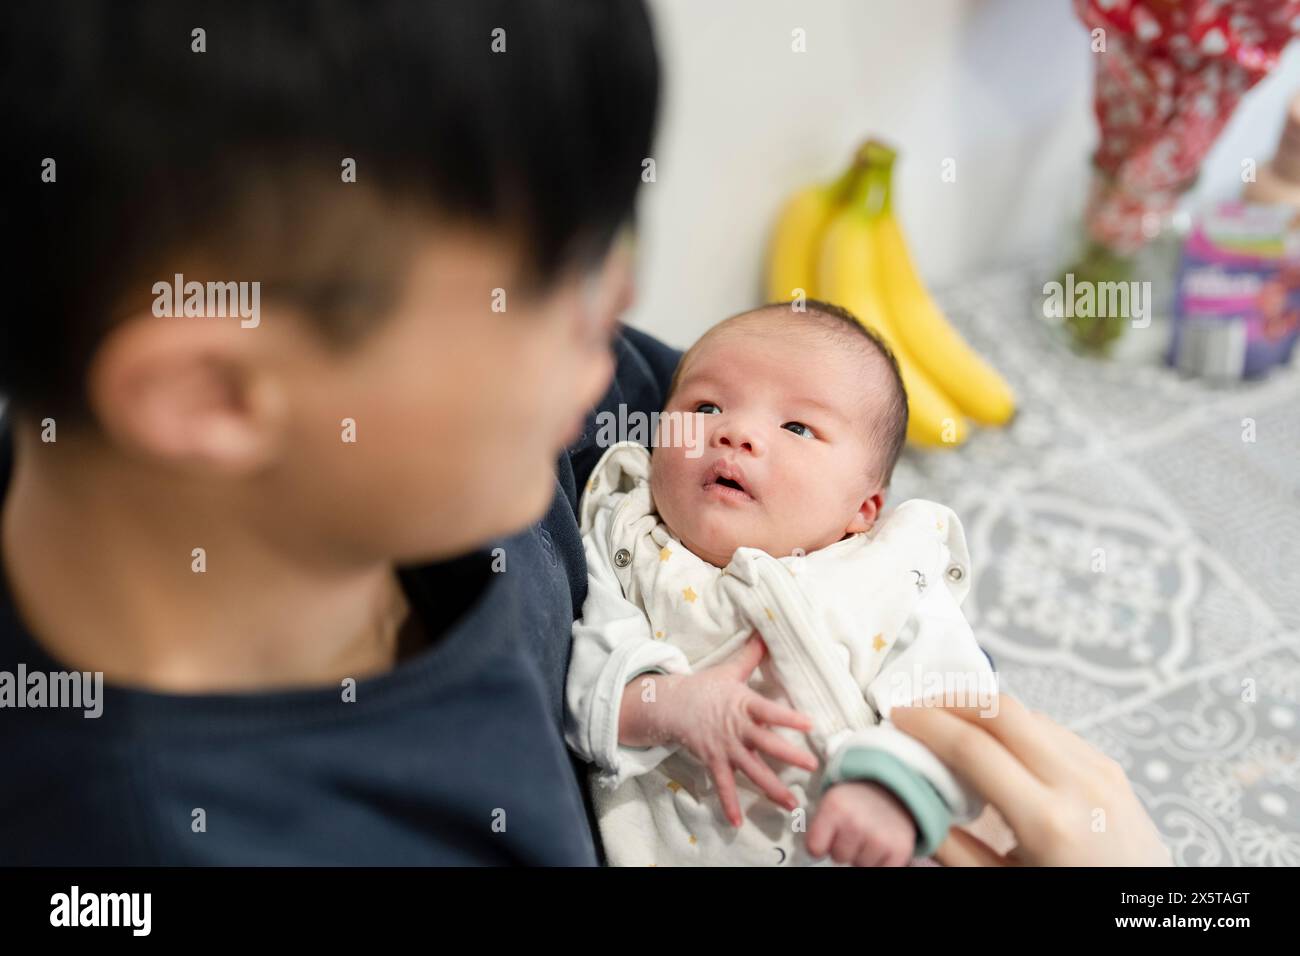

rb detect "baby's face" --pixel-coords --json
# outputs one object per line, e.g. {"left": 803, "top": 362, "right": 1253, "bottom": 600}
{"left": 651, "top": 320, "right": 887, "bottom": 568}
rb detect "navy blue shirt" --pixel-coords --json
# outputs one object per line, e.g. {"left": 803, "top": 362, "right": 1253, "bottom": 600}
{"left": 0, "top": 325, "right": 683, "bottom": 865}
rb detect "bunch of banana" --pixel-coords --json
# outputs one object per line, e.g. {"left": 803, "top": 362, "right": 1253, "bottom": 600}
{"left": 764, "top": 158, "right": 863, "bottom": 303}
{"left": 764, "top": 141, "right": 1016, "bottom": 448}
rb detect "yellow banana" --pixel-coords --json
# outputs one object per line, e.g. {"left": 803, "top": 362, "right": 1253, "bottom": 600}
{"left": 866, "top": 142, "right": 1017, "bottom": 426}
{"left": 764, "top": 158, "right": 864, "bottom": 303}
{"left": 817, "top": 163, "right": 969, "bottom": 449}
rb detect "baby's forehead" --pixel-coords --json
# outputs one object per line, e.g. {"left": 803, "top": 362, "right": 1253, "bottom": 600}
{"left": 681, "top": 316, "right": 887, "bottom": 413}
{"left": 687, "top": 310, "right": 875, "bottom": 380}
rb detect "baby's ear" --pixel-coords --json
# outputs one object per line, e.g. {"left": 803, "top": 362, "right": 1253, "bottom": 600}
{"left": 846, "top": 490, "right": 885, "bottom": 534}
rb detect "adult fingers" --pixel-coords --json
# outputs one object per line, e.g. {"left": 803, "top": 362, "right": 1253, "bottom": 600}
{"left": 1030, "top": 710, "right": 1121, "bottom": 782}
{"left": 934, "top": 826, "right": 1013, "bottom": 868}
{"left": 899, "top": 695, "right": 1074, "bottom": 788}
{"left": 890, "top": 703, "right": 1051, "bottom": 833}
{"left": 967, "top": 695, "right": 1080, "bottom": 785}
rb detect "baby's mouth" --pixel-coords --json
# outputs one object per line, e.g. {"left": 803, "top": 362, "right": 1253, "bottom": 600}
{"left": 703, "top": 461, "right": 756, "bottom": 502}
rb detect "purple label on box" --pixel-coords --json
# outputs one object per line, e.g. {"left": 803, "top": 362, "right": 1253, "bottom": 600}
{"left": 1168, "top": 202, "right": 1300, "bottom": 379}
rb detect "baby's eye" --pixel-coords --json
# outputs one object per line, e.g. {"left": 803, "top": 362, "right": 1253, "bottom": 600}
{"left": 695, "top": 402, "right": 721, "bottom": 415}
{"left": 782, "top": 421, "right": 815, "bottom": 439}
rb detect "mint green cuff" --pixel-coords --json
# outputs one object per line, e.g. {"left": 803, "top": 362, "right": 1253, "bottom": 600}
{"left": 821, "top": 748, "right": 952, "bottom": 858}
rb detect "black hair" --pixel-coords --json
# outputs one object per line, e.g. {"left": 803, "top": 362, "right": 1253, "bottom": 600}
{"left": 667, "top": 298, "right": 910, "bottom": 488}
{"left": 0, "top": 0, "right": 660, "bottom": 417}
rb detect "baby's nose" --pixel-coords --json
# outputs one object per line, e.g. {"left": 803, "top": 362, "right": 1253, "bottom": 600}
{"left": 715, "top": 426, "right": 761, "bottom": 454}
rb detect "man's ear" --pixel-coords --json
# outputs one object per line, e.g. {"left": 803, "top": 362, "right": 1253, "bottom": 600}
{"left": 87, "top": 311, "right": 288, "bottom": 475}
{"left": 845, "top": 489, "right": 885, "bottom": 535}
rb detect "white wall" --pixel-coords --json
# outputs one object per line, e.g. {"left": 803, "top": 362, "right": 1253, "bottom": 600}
{"left": 626, "top": 0, "right": 1300, "bottom": 349}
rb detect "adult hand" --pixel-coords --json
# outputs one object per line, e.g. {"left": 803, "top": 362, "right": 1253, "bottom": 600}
{"left": 891, "top": 694, "right": 1172, "bottom": 866}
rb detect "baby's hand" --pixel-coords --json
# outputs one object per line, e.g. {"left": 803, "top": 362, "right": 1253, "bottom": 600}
{"left": 622, "top": 634, "right": 818, "bottom": 826}
{"left": 806, "top": 780, "right": 917, "bottom": 866}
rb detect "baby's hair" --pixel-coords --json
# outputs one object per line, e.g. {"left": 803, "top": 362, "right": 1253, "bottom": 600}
{"left": 666, "top": 298, "right": 909, "bottom": 489}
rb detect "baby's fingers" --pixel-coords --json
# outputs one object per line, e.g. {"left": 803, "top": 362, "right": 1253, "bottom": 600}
{"left": 853, "top": 839, "right": 892, "bottom": 869}
{"left": 732, "top": 746, "right": 798, "bottom": 813}
{"left": 806, "top": 813, "right": 838, "bottom": 859}
{"left": 708, "top": 756, "right": 743, "bottom": 828}
{"left": 747, "top": 695, "right": 815, "bottom": 734}
{"left": 745, "top": 725, "right": 818, "bottom": 773}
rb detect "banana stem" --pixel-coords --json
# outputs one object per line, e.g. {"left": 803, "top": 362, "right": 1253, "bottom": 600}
{"left": 825, "top": 158, "right": 866, "bottom": 203}
{"left": 858, "top": 139, "right": 897, "bottom": 216}
{"left": 847, "top": 157, "right": 892, "bottom": 218}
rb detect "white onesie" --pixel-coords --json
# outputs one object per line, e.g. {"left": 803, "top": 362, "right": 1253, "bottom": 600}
{"left": 565, "top": 441, "right": 996, "bottom": 866}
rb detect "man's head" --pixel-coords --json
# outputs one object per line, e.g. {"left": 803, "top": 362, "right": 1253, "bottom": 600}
{"left": 650, "top": 301, "right": 909, "bottom": 568}
{"left": 1, "top": 0, "right": 658, "bottom": 563}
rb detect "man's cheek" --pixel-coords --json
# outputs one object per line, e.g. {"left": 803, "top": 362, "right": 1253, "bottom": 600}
{"left": 577, "top": 350, "right": 615, "bottom": 413}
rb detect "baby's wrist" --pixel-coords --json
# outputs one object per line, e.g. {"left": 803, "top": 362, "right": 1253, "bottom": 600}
{"left": 617, "top": 671, "right": 685, "bottom": 748}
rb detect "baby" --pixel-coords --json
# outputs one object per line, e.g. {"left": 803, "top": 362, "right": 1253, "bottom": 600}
{"left": 565, "top": 301, "right": 996, "bottom": 866}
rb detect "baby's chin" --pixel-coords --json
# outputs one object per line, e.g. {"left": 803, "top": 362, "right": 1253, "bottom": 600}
{"left": 674, "top": 515, "right": 810, "bottom": 569}
{"left": 663, "top": 514, "right": 744, "bottom": 569}
{"left": 663, "top": 524, "right": 730, "bottom": 569}
{"left": 656, "top": 485, "right": 832, "bottom": 566}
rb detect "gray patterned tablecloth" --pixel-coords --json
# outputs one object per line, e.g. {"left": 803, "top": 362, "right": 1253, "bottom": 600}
{"left": 889, "top": 268, "right": 1300, "bottom": 866}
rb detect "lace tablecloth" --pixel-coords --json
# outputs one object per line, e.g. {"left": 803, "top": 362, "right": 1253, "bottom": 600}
{"left": 891, "top": 269, "right": 1300, "bottom": 866}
